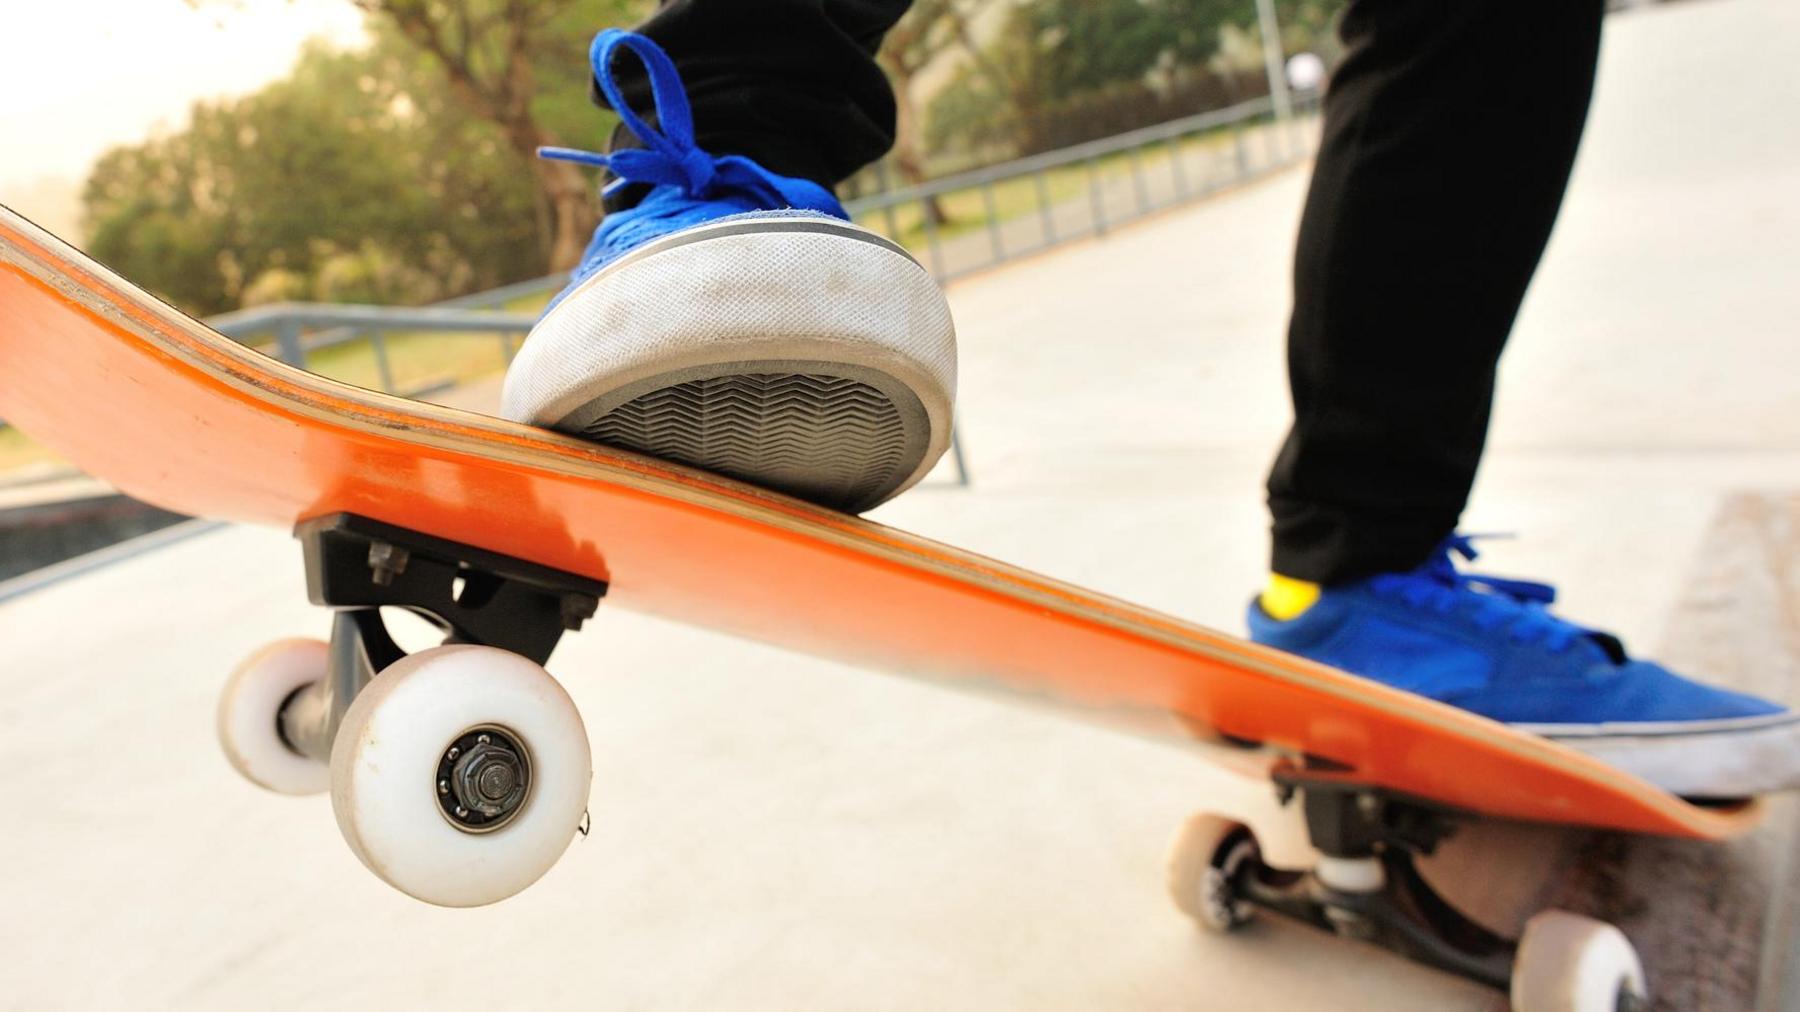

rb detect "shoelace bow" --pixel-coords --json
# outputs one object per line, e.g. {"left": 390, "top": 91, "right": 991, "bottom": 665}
{"left": 537, "top": 29, "right": 838, "bottom": 214}
{"left": 1369, "top": 534, "right": 1584, "bottom": 652}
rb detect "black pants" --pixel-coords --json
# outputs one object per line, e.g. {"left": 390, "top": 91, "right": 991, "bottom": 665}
{"left": 618, "top": 0, "right": 1606, "bottom": 584}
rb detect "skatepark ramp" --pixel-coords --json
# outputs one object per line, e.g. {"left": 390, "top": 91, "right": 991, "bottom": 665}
{"left": 2, "top": 0, "right": 1798, "bottom": 1005}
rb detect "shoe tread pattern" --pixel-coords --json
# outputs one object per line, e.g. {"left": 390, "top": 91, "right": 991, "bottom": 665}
{"left": 582, "top": 372, "right": 909, "bottom": 513}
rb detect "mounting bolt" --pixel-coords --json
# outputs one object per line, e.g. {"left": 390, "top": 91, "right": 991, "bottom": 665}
{"left": 367, "top": 542, "right": 410, "bottom": 587}
{"left": 561, "top": 593, "right": 600, "bottom": 631}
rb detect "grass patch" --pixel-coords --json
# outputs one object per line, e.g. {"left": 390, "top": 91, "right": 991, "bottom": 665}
{"left": 250, "top": 287, "right": 558, "bottom": 397}
{"left": 289, "top": 329, "right": 517, "bottom": 395}
{"left": 286, "top": 286, "right": 561, "bottom": 395}
{"left": 501, "top": 290, "right": 556, "bottom": 315}
{"left": 0, "top": 424, "right": 64, "bottom": 475}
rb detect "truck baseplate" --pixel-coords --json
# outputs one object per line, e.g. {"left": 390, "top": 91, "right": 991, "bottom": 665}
{"left": 277, "top": 513, "right": 607, "bottom": 763}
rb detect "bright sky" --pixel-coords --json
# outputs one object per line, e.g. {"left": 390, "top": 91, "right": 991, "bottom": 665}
{"left": 0, "top": 0, "right": 367, "bottom": 231}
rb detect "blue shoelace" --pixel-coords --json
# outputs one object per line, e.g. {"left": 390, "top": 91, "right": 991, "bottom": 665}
{"left": 537, "top": 29, "right": 841, "bottom": 216}
{"left": 1367, "top": 534, "right": 1585, "bottom": 652}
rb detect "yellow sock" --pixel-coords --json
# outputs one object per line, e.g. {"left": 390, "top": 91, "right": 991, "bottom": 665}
{"left": 1260, "top": 573, "right": 1321, "bottom": 620}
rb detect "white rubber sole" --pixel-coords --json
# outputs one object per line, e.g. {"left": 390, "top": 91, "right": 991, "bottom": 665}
{"left": 1521, "top": 710, "right": 1800, "bottom": 797}
{"left": 502, "top": 215, "right": 956, "bottom": 513}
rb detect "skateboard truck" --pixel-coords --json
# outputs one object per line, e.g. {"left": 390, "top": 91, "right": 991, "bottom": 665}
{"left": 1168, "top": 760, "right": 1649, "bottom": 1010}
{"left": 276, "top": 513, "right": 607, "bottom": 767}
{"left": 1261, "top": 770, "right": 1515, "bottom": 992}
{"left": 213, "top": 513, "right": 606, "bottom": 906}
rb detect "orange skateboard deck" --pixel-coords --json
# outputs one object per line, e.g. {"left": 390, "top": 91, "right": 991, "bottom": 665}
{"left": 0, "top": 203, "right": 1750, "bottom": 1001}
{"left": 0, "top": 204, "right": 1755, "bottom": 840}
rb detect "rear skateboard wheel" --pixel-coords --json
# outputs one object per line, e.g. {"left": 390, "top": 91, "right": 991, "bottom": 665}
{"left": 329, "top": 645, "right": 591, "bottom": 907}
{"left": 217, "top": 638, "right": 331, "bottom": 795}
{"left": 1511, "top": 910, "right": 1648, "bottom": 1012}
{"left": 1165, "top": 813, "right": 1258, "bottom": 932}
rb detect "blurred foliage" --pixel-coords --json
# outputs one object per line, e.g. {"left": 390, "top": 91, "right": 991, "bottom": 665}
{"left": 880, "top": 0, "right": 998, "bottom": 225}
{"left": 926, "top": 0, "right": 1342, "bottom": 164}
{"left": 89, "top": 0, "right": 646, "bottom": 315}
{"left": 87, "top": 36, "right": 509, "bottom": 313}
{"left": 90, "top": 0, "right": 1341, "bottom": 315}
{"left": 350, "top": 0, "right": 650, "bottom": 267}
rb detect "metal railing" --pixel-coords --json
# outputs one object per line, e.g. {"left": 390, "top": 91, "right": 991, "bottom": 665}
{"left": 845, "top": 91, "right": 1320, "bottom": 282}
{"left": 208, "top": 302, "right": 538, "bottom": 400}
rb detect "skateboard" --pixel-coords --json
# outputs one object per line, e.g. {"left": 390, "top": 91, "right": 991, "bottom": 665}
{"left": 0, "top": 204, "right": 1753, "bottom": 1009}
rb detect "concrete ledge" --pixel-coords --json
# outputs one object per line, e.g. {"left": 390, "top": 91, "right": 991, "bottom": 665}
{"left": 1548, "top": 493, "right": 1800, "bottom": 1012}
{"left": 1415, "top": 494, "right": 1800, "bottom": 1011}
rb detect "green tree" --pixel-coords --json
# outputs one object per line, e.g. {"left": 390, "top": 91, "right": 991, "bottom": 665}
{"left": 1270, "top": 0, "right": 1344, "bottom": 60}
{"left": 925, "top": 0, "right": 1338, "bottom": 161}
{"left": 188, "top": 0, "right": 648, "bottom": 270}
{"left": 347, "top": 0, "right": 647, "bottom": 269}
{"left": 878, "top": 0, "right": 996, "bottom": 223}
{"left": 82, "top": 38, "right": 545, "bottom": 314}
{"left": 1157, "top": 0, "right": 1246, "bottom": 67}
{"left": 925, "top": 0, "right": 1193, "bottom": 158}
{"left": 1016, "top": 0, "right": 1170, "bottom": 102}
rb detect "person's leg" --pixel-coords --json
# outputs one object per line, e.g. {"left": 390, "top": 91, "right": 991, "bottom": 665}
{"left": 1265, "top": 0, "right": 1604, "bottom": 585}
{"left": 504, "top": 3, "right": 957, "bottom": 516}
{"left": 1251, "top": 0, "right": 1800, "bottom": 798}
{"left": 616, "top": 0, "right": 912, "bottom": 188}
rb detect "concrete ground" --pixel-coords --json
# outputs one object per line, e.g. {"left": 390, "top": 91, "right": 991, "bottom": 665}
{"left": 4, "top": 0, "right": 1799, "bottom": 1008}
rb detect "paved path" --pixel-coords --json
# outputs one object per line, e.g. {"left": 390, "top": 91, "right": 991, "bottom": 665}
{"left": 3, "top": 1, "right": 1799, "bottom": 1008}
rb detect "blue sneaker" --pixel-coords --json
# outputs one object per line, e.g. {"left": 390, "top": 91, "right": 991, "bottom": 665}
{"left": 1247, "top": 534, "right": 1800, "bottom": 797}
{"left": 502, "top": 29, "right": 956, "bottom": 514}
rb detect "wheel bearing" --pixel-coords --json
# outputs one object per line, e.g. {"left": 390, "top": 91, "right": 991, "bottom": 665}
{"left": 435, "top": 724, "right": 532, "bottom": 833}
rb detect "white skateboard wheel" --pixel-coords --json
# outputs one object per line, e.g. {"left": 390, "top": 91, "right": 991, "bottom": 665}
{"left": 330, "top": 645, "right": 591, "bottom": 907}
{"left": 1511, "top": 910, "right": 1648, "bottom": 1012}
{"left": 217, "top": 638, "right": 331, "bottom": 795}
{"left": 1165, "top": 813, "right": 1258, "bottom": 932}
